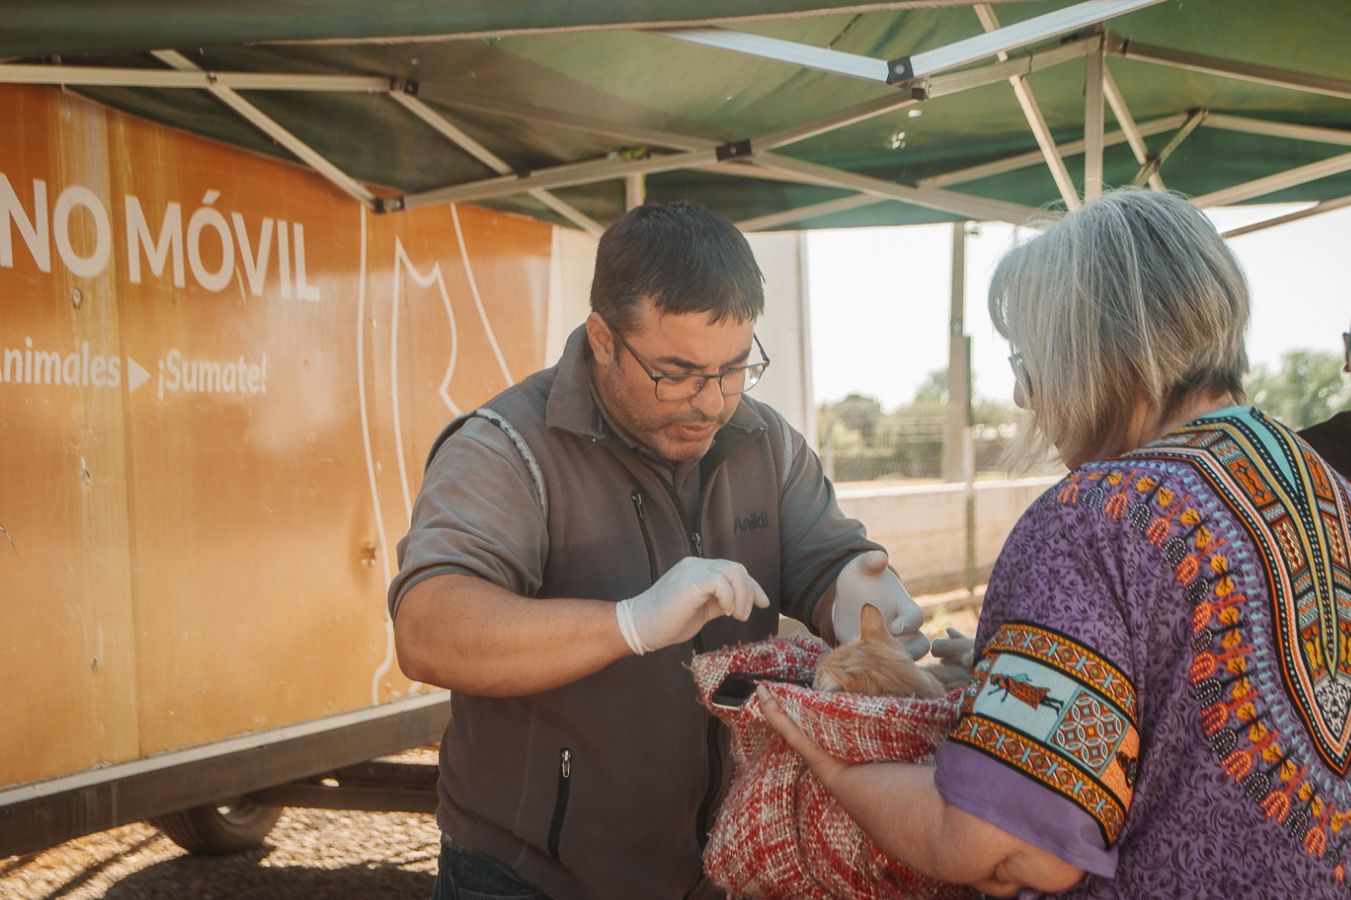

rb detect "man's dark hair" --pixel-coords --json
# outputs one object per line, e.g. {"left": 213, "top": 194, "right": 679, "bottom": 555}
{"left": 589, "top": 201, "right": 765, "bottom": 337}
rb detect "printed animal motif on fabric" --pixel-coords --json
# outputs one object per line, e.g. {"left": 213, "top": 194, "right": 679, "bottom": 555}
{"left": 1061, "top": 407, "right": 1351, "bottom": 882}
{"left": 948, "top": 622, "right": 1140, "bottom": 845}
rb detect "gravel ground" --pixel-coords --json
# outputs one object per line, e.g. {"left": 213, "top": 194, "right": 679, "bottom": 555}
{"left": 1, "top": 600, "right": 982, "bottom": 900}
{"left": 0, "top": 806, "right": 442, "bottom": 900}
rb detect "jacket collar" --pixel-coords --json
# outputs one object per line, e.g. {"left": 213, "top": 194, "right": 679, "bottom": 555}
{"left": 545, "top": 323, "right": 768, "bottom": 444}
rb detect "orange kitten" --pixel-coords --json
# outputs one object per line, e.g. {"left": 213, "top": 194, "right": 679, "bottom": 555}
{"left": 813, "top": 603, "right": 947, "bottom": 699}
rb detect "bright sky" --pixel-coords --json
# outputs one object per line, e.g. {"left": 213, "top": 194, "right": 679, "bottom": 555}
{"left": 807, "top": 204, "right": 1351, "bottom": 409}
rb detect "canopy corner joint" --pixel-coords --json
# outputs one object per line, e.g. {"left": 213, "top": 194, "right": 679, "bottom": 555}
{"left": 886, "top": 55, "right": 914, "bottom": 85}
{"left": 716, "top": 139, "right": 754, "bottom": 162}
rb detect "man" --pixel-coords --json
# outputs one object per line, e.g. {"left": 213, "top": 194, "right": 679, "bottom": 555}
{"left": 389, "top": 201, "right": 926, "bottom": 900}
{"left": 1299, "top": 322, "right": 1351, "bottom": 479}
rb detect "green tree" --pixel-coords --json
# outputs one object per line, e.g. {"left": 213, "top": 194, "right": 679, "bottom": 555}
{"left": 910, "top": 369, "right": 948, "bottom": 408}
{"left": 904, "top": 366, "right": 1020, "bottom": 425}
{"left": 1244, "top": 350, "right": 1350, "bottom": 430}
{"left": 819, "top": 393, "right": 885, "bottom": 443}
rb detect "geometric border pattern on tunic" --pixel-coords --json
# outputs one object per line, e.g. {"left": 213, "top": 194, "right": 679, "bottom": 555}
{"left": 1060, "top": 409, "right": 1351, "bottom": 884}
{"left": 950, "top": 621, "right": 1139, "bottom": 846}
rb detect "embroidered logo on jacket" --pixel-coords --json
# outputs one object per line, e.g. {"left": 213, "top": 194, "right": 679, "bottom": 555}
{"left": 733, "top": 511, "right": 769, "bottom": 534}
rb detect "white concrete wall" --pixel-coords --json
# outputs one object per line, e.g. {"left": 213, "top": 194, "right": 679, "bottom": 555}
{"left": 746, "top": 231, "right": 814, "bottom": 444}
{"left": 546, "top": 225, "right": 601, "bottom": 361}
{"left": 836, "top": 477, "right": 1060, "bottom": 595}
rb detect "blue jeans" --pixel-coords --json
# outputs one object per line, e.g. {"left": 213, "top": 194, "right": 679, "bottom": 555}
{"left": 431, "top": 839, "right": 549, "bottom": 900}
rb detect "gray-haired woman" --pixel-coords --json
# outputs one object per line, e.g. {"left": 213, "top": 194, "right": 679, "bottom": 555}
{"left": 762, "top": 188, "right": 1351, "bottom": 897}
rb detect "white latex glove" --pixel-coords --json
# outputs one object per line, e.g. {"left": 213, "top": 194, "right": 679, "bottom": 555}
{"left": 930, "top": 626, "right": 975, "bottom": 670}
{"left": 615, "top": 557, "right": 770, "bottom": 655}
{"left": 831, "top": 550, "right": 928, "bottom": 659}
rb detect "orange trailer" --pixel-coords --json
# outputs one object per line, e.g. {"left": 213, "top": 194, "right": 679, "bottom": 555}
{"left": 0, "top": 82, "right": 583, "bottom": 854}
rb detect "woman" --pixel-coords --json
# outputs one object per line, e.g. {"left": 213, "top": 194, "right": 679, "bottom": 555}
{"left": 761, "top": 188, "right": 1351, "bottom": 897}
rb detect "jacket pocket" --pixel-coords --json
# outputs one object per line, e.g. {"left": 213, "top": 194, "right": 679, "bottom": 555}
{"left": 547, "top": 747, "right": 572, "bottom": 860}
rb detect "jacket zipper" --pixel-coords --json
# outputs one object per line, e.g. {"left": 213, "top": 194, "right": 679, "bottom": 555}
{"left": 630, "top": 490, "right": 659, "bottom": 583}
{"left": 632, "top": 480, "right": 722, "bottom": 855}
{"left": 686, "top": 527, "right": 724, "bottom": 851}
{"left": 547, "top": 747, "right": 572, "bottom": 860}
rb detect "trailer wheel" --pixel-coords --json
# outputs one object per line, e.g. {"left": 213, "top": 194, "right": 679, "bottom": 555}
{"left": 151, "top": 797, "right": 283, "bottom": 854}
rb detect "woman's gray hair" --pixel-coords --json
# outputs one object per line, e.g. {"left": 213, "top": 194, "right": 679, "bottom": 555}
{"left": 989, "top": 188, "right": 1250, "bottom": 468}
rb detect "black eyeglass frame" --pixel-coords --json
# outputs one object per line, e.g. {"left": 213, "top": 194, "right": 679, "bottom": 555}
{"left": 608, "top": 324, "right": 771, "bottom": 402}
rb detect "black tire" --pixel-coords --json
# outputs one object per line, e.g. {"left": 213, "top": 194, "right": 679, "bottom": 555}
{"left": 150, "top": 797, "right": 283, "bottom": 854}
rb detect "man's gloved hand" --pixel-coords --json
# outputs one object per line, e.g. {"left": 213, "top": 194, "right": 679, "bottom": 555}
{"left": 832, "top": 550, "right": 928, "bottom": 659}
{"left": 927, "top": 626, "right": 977, "bottom": 690}
{"left": 930, "top": 626, "right": 975, "bottom": 669}
{"left": 616, "top": 557, "right": 770, "bottom": 655}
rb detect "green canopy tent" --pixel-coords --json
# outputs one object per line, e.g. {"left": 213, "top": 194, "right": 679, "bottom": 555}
{"left": 4, "top": 0, "right": 1350, "bottom": 237}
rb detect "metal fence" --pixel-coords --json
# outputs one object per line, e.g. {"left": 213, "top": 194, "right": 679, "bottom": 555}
{"left": 820, "top": 417, "right": 1036, "bottom": 483}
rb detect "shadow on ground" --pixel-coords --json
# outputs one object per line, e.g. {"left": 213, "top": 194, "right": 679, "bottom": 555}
{"left": 95, "top": 847, "right": 435, "bottom": 900}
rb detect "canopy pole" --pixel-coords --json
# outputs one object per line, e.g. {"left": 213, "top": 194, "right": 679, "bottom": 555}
{"left": 740, "top": 112, "right": 1194, "bottom": 232}
{"left": 943, "top": 222, "right": 971, "bottom": 484}
{"left": 1113, "top": 38, "right": 1351, "bottom": 102}
{"left": 974, "top": 4, "right": 1080, "bottom": 210}
{"left": 150, "top": 51, "right": 377, "bottom": 210}
{"left": 397, "top": 148, "right": 721, "bottom": 210}
{"left": 431, "top": 90, "right": 713, "bottom": 152}
{"left": 1220, "top": 195, "right": 1351, "bottom": 239}
{"left": 1192, "top": 152, "right": 1351, "bottom": 208}
{"left": 625, "top": 174, "right": 646, "bottom": 211}
{"left": 1129, "top": 107, "right": 1206, "bottom": 187}
{"left": 659, "top": 0, "right": 1166, "bottom": 85}
{"left": 1084, "top": 37, "right": 1106, "bottom": 202}
{"left": 1200, "top": 114, "right": 1351, "bottom": 147}
{"left": 1103, "top": 68, "right": 1165, "bottom": 191}
{"left": 738, "top": 195, "right": 883, "bottom": 231}
{"left": 753, "top": 153, "right": 1040, "bottom": 225}
{"left": 0, "top": 62, "right": 388, "bottom": 92}
{"left": 922, "top": 113, "right": 1186, "bottom": 188}
{"left": 389, "top": 91, "right": 602, "bottom": 233}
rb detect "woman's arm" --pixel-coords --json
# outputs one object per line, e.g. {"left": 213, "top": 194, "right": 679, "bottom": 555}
{"left": 757, "top": 686, "right": 1085, "bottom": 895}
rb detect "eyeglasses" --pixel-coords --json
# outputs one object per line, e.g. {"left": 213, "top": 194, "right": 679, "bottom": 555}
{"left": 609, "top": 325, "right": 771, "bottom": 402}
{"left": 1008, "top": 350, "right": 1034, "bottom": 402}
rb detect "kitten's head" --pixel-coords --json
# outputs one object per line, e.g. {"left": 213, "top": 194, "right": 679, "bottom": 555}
{"left": 813, "top": 603, "right": 945, "bottom": 699}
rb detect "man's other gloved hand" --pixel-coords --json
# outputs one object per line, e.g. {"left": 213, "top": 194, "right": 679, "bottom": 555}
{"left": 928, "top": 626, "right": 977, "bottom": 690}
{"left": 615, "top": 557, "right": 770, "bottom": 655}
{"left": 832, "top": 550, "right": 928, "bottom": 659}
{"left": 930, "top": 626, "right": 975, "bottom": 670}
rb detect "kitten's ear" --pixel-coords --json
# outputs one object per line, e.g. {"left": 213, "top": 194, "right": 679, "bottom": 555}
{"left": 858, "top": 603, "right": 891, "bottom": 643}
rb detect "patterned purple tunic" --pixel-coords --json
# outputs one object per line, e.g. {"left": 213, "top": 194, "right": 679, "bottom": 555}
{"left": 933, "top": 406, "right": 1351, "bottom": 898}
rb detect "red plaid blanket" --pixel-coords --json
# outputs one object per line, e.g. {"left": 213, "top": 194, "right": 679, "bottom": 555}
{"left": 691, "top": 634, "right": 974, "bottom": 900}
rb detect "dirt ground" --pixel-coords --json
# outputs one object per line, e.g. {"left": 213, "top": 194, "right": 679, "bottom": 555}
{"left": 1, "top": 596, "right": 982, "bottom": 900}
{"left": 0, "top": 807, "right": 442, "bottom": 900}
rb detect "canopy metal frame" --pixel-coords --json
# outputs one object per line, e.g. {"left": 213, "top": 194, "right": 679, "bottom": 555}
{"left": 1, "top": 0, "right": 1349, "bottom": 239}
